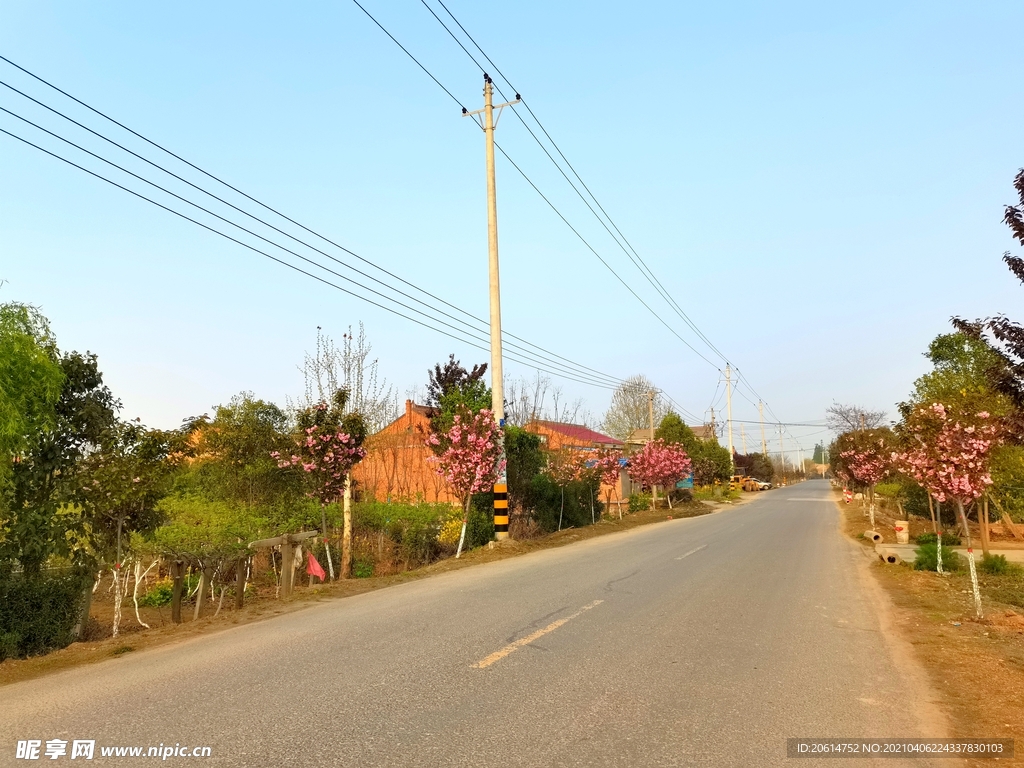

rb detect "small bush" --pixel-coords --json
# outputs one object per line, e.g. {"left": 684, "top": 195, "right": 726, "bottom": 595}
{"left": 913, "top": 543, "right": 961, "bottom": 572}
{"left": 352, "top": 558, "right": 374, "bottom": 578}
{"left": 628, "top": 493, "right": 651, "bottom": 513}
{"left": 138, "top": 579, "right": 174, "bottom": 607}
{"left": 915, "top": 532, "right": 961, "bottom": 546}
{"left": 979, "top": 554, "right": 1010, "bottom": 575}
{"left": 0, "top": 571, "right": 90, "bottom": 661}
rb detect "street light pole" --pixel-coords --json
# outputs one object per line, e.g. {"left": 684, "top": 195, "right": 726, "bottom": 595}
{"left": 464, "top": 75, "right": 520, "bottom": 541}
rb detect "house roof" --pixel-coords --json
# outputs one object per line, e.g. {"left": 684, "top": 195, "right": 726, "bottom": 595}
{"left": 530, "top": 420, "right": 622, "bottom": 446}
{"left": 627, "top": 424, "right": 718, "bottom": 443}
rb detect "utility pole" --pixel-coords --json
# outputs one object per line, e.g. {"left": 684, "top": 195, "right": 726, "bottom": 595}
{"left": 724, "top": 365, "right": 734, "bottom": 464}
{"left": 648, "top": 390, "right": 657, "bottom": 505}
{"left": 758, "top": 400, "right": 768, "bottom": 455}
{"left": 778, "top": 424, "right": 786, "bottom": 485}
{"left": 740, "top": 424, "right": 747, "bottom": 455}
{"left": 464, "top": 74, "right": 520, "bottom": 541}
{"left": 709, "top": 406, "right": 716, "bottom": 437}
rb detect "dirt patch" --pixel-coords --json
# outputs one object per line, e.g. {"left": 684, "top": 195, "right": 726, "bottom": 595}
{"left": 838, "top": 491, "right": 1024, "bottom": 766}
{"left": 0, "top": 498, "right": 723, "bottom": 686}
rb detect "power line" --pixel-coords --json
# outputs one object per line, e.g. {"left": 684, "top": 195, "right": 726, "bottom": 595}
{"left": 0, "top": 124, "right": 623, "bottom": 392}
{"left": 0, "top": 57, "right": 632, "bottom": 391}
{"left": 0, "top": 104, "right": 623, "bottom": 390}
{"left": 349, "top": 1, "right": 722, "bottom": 372}
{"left": 424, "top": 1, "right": 733, "bottom": 367}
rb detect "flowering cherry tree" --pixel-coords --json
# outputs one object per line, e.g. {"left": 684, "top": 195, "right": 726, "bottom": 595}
{"left": 836, "top": 429, "right": 893, "bottom": 530}
{"left": 427, "top": 409, "right": 504, "bottom": 557}
{"left": 627, "top": 439, "right": 693, "bottom": 509}
{"left": 893, "top": 402, "right": 1000, "bottom": 616}
{"left": 591, "top": 448, "right": 625, "bottom": 519}
{"left": 273, "top": 390, "right": 366, "bottom": 579}
{"left": 543, "top": 450, "right": 590, "bottom": 530}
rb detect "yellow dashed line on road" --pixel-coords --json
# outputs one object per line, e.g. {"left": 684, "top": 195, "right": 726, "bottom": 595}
{"left": 473, "top": 600, "right": 604, "bottom": 669}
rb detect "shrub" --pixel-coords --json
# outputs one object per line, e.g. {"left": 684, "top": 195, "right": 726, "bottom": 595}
{"left": 913, "top": 544, "right": 961, "bottom": 572}
{"left": 529, "top": 475, "right": 603, "bottom": 532}
{"left": 0, "top": 571, "right": 89, "bottom": 661}
{"left": 915, "top": 532, "right": 961, "bottom": 546}
{"left": 138, "top": 579, "right": 174, "bottom": 607}
{"left": 352, "top": 558, "right": 374, "bottom": 578}
{"left": 628, "top": 493, "right": 651, "bottom": 513}
{"left": 979, "top": 554, "right": 1010, "bottom": 575}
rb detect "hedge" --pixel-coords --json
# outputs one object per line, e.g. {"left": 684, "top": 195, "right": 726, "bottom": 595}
{"left": 0, "top": 571, "right": 89, "bottom": 661}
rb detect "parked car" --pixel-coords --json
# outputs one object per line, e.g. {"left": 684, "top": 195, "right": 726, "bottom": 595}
{"left": 757, "top": 480, "right": 772, "bottom": 490}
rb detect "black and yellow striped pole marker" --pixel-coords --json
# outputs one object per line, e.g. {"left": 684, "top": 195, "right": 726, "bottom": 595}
{"left": 494, "top": 481, "right": 509, "bottom": 539}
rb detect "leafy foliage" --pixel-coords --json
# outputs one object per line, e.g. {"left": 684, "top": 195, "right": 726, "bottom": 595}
{"left": 0, "top": 570, "right": 89, "bottom": 659}
{"left": 913, "top": 543, "right": 962, "bottom": 572}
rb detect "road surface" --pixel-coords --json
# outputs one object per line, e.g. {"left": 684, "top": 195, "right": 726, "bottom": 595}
{"left": 1, "top": 480, "right": 950, "bottom": 766}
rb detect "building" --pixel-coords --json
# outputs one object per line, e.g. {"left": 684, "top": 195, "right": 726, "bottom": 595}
{"left": 525, "top": 419, "right": 629, "bottom": 504}
{"left": 351, "top": 400, "right": 457, "bottom": 504}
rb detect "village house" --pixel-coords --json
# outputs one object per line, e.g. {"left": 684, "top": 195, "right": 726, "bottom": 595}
{"left": 352, "top": 400, "right": 457, "bottom": 504}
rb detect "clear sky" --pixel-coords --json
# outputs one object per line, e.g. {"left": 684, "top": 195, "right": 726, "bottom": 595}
{"left": 1, "top": 0, "right": 1021, "bottom": 457}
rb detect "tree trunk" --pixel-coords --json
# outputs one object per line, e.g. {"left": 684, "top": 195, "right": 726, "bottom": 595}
{"left": 980, "top": 497, "right": 991, "bottom": 556}
{"left": 170, "top": 560, "right": 184, "bottom": 624}
{"left": 455, "top": 495, "right": 470, "bottom": 559}
{"left": 989, "top": 494, "right": 1024, "bottom": 540}
{"left": 234, "top": 557, "right": 246, "bottom": 610}
{"left": 927, "top": 495, "right": 937, "bottom": 535}
{"left": 321, "top": 503, "right": 335, "bottom": 581}
{"left": 558, "top": 486, "right": 564, "bottom": 531}
{"left": 193, "top": 565, "right": 214, "bottom": 621}
{"left": 956, "top": 500, "right": 983, "bottom": 619}
{"left": 342, "top": 474, "right": 353, "bottom": 579}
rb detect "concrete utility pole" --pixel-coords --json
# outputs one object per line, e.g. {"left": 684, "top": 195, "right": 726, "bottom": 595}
{"left": 758, "top": 400, "right": 768, "bottom": 455}
{"left": 740, "top": 424, "right": 747, "bottom": 455}
{"left": 724, "top": 365, "right": 734, "bottom": 463}
{"left": 648, "top": 390, "right": 657, "bottom": 505}
{"left": 464, "top": 74, "right": 520, "bottom": 541}
{"left": 778, "top": 424, "right": 786, "bottom": 484}
{"left": 709, "top": 406, "right": 716, "bottom": 437}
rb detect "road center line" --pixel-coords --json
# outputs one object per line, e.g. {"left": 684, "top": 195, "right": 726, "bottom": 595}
{"left": 472, "top": 600, "right": 604, "bottom": 669}
{"left": 675, "top": 544, "right": 708, "bottom": 560}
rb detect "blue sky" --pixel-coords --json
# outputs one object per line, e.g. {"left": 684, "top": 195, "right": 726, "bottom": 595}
{"left": 1, "top": 0, "right": 1021, "bottom": 457}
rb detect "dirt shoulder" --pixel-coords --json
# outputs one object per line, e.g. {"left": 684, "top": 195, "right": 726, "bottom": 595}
{"left": 838, "top": 493, "right": 1024, "bottom": 766}
{"left": 0, "top": 496, "right": 732, "bottom": 687}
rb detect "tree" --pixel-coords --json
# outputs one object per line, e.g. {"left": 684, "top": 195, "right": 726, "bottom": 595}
{"left": 277, "top": 389, "right": 367, "bottom": 579}
{"left": 544, "top": 450, "right": 589, "bottom": 530}
{"left": 591, "top": 447, "right": 625, "bottom": 518}
{"left": 626, "top": 439, "right": 692, "bottom": 509}
{"left": 504, "top": 425, "right": 544, "bottom": 522}
{"left": 77, "top": 422, "right": 173, "bottom": 636}
{"left": 2, "top": 349, "right": 119, "bottom": 578}
{"left": 425, "top": 355, "right": 491, "bottom": 451}
{"left": 504, "top": 372, "right": 592, "bottom": 427}
{"left": 186, "top": 393, "right": 299, "bottom": 509}
{"left": 654, "top": 412, "right": 695, "bottom": 448}
{"left": 834, "top": 427, "right": 894, "bottom": 530}
{"left": 602, "top": 375, "right": 666, "bottom": 442}
{"left": 427, "top": 409, "right": 503, "bottom": 557}
{"left": 299, "top": 324, "right": 398, "bottom": 434}
{"left": 812, "top": 443, "right": 825, "bottom": 464}
{"left": 893, "top": 402, "right": 1000, "bottom": 617}
{"left": 0, "top": 303, "right": 64, "bottom": 470}
{"left": 825, "top": 402, "right": 886, "bottom": 433}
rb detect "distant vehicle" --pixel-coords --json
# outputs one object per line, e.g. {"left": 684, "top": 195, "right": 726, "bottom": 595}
{"left": 757, "top": 480, "right": 772, "bottom": 490}
{"left": 729, "top": 475, "right": 762, "bottom": 492}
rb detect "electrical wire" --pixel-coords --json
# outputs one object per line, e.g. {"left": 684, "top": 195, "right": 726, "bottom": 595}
{"left": 0, "top": 124, "right": 623, "bottom": 392}
{"left": 0, "top": 58, "right": 638, "bottom": 391}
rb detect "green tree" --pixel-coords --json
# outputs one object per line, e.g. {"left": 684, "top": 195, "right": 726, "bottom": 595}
{"left": 656, "top": 413, "right": 730, "bottom": 485}
{"left": 504, "top": 425, "right": 544, "bottom": 519}
{"left": 2, "top": 349, "right": 118, "bottom": 577}
{"left": 182, "top": 393, "right": 299, "bottom": 509}
{"left": 0, "top": 303, "right": 64, "bottom": 488}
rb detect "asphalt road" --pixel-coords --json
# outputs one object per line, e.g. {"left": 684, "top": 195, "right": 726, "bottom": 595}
{"left": 1, "top": 480, "right": 951, "bottom": 767}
